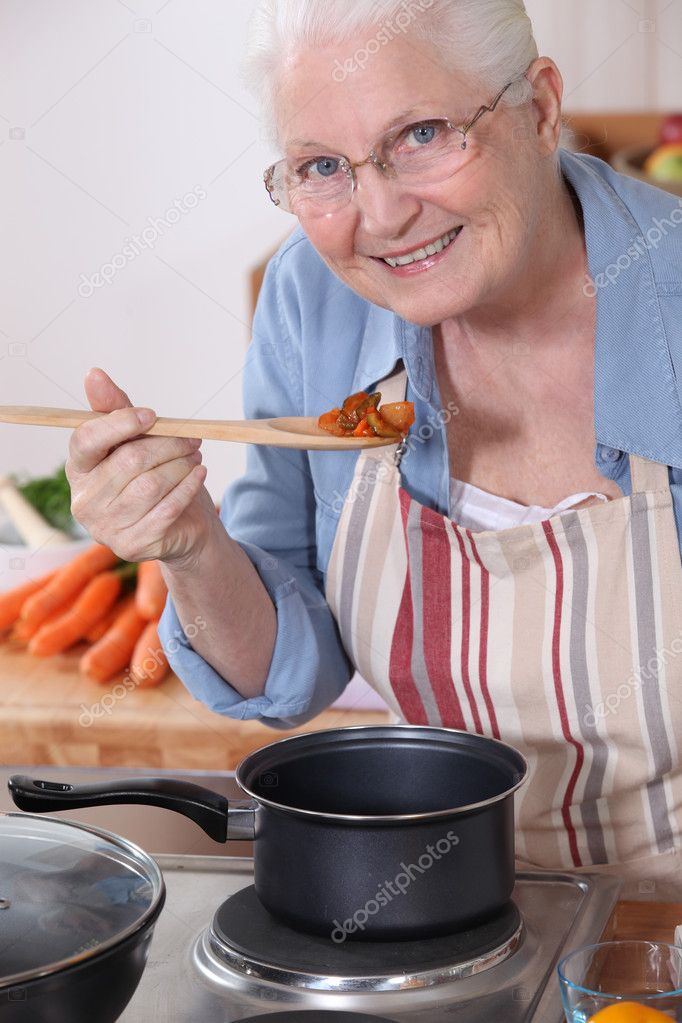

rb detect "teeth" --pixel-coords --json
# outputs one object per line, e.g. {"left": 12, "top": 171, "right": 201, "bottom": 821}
{"left": 383, "top": 228, "right": 460, "bottom": 268}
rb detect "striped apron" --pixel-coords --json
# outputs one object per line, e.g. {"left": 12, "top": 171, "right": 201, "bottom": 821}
{"left": 326, "top": 369, "right": 682, "bottom": 896}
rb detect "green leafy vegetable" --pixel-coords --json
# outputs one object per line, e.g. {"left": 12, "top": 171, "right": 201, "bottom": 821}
{"left": 14, "top": 465, "right": 76, "bottom": 535}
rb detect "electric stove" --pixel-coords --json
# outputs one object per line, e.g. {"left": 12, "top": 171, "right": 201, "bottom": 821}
{"left": 0, "top": 766, "right": 621, "bottom": 1021}
{"left": 118, "top": 854, "right": 621, "bottom": 1022}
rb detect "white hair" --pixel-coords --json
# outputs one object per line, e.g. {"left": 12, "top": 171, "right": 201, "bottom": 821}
{"left": 241, "top": 0, "right": 539, "bottom": 145}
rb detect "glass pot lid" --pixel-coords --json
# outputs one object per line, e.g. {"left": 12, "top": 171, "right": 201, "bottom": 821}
{"left": 0, "top": 812, "right": 164, "bottom": 989}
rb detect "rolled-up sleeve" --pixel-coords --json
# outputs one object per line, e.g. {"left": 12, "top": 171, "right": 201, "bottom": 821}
{"left": 158, "top": 245, "right": 353, "bottom": 727}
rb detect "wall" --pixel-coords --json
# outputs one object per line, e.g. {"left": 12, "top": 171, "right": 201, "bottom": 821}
{"left": 526, "top": 0, "right": 681, "bottom": 111}
{"left": 1, "top": 0, "right": 680, "bottom": 495}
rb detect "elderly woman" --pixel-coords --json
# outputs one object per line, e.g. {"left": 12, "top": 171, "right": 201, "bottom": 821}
{"left": 67, "top": 0, "right": 682, "bottom": 898}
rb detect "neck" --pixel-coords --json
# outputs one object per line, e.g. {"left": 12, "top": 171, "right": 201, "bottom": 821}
{"left": 441, "top": 172, "right": 590, "bottom": 346}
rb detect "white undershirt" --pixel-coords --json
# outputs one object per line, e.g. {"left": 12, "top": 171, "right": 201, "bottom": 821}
{"left": 449, "top": 477, "right": 610, "bottom": 533}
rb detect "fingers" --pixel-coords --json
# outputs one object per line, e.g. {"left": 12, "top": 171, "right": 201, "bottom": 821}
{"left": 84, "top": 367, "right": 133, "bottom": 414}
{"left": 68, "top": 406, "right": 158, "bottom": 476}
{"left": 109, "top": 464, "right": 209, "bottom": 562}
{"left": 151, "top": 464, "right": 208, "bottom": 530}
{"left": 70, "top": 435, "right": 203, "bottom": 520}
{"left": 100, "top": 450, "right": 204, "bottom": 529}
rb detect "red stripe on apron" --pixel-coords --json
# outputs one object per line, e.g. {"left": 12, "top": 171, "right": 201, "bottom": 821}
{"left": 388, "top": 491, "right": 428, "bottom": 725}
{"left": 543, "top": 519, "right": 584, "bottom": 867}
{"left": 420, "top": 509, "right": 466, "bottom": 728}
{"left": 453, "top": 525, "right": 484, "bottom": 734}
{"left": 467, "top": 529, "right": 500, "bottom": 740}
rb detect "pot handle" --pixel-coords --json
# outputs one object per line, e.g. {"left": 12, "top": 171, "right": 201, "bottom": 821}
{"left": 8, "top": 775, "right": 257, "bottom": 843}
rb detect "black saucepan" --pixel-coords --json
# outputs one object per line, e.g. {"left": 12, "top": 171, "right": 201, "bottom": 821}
{"left": 9, "top": 725, "right": 527, "bottom": 942}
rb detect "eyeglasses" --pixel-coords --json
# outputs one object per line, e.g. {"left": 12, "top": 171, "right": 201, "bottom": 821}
{"left": 264, "top": 76, "right": 526, "bottom": 217}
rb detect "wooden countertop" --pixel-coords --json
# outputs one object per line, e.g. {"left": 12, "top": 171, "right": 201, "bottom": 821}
{"left": 607, "top": 900, "right": 682, "bottom": 943}
{"left": 0, "top": 642, "right": 389, "bottom": 769}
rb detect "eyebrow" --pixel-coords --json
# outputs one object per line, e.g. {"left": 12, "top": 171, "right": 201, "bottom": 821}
{"left": 285, "top": 107, "right": 422, "bottom": 151}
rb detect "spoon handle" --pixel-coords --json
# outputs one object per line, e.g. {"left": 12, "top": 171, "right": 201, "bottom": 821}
{"left": 0, "top": 406, "right": 249, "bottom": 440}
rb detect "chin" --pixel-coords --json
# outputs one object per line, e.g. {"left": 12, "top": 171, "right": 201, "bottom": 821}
{"left": 385, "top": 287, "right": 481, "bottom": 328}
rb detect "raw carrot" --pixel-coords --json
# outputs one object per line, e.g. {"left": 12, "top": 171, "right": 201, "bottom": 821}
{"left": 80, "top": 597, "right": 146, "bottom": 683}
{"left": 10, "top": 599, "right": 77, "bottom": 645}
{"left": 28, "top": 570, "right": 123, "bottom": 657}
{"left": 135, "top": 561, "right": 168, "bottom": 620}
{"left": 20, "top": 544, "right": 118, "bottom": 629}
{"left": 84, "top": 597, "right": 128, "bottom": 644}
{"left": 130, "top": 620, "right": 170, "bottom": 687}
{"left": 0, "top": 570, "right": 58, "bottom": 632}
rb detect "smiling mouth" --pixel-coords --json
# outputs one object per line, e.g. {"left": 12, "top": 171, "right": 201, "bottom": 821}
{"left": 369, "top": 227, "right": 463, "bottom": 269}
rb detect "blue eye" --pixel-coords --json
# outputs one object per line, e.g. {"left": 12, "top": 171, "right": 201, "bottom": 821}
{"left": 410, "top": 124, "right": 437, "bottom": 146}
{"left": 299, "top": 157, "right": 342, "bottom": 180}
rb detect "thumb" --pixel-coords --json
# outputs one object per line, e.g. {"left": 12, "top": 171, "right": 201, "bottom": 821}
{"left": 84, "top": 367, "right": 133, "bottom": 414}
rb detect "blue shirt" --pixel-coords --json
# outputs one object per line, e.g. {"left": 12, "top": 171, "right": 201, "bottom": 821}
{"left": 159, "top": 149, "right": 682, "bottom": 728}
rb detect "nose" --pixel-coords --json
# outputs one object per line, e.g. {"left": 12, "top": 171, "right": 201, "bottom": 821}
{"left": 352, "top": 163, "right": 422, "bottom": 239}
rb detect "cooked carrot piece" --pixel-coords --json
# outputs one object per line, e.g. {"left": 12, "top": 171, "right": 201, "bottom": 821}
{"left": 378, "top": 401, "right": 416, "bottom": 434}
{"left": 20, "top": 545, "right": 118, "bottom": 629}
{"left": 366, "top": 410, "right": 401, "bottom": 438}
{"left": 28, "top": 570, "right": 123, "bottom": 657}
{"left": 135, "top": 560, "right": 168, "bottom": 620}
{"left": 342, "top": 391, "right": 370, "bottom": 417}
{"left": 130, "top": 620, "right": 170, "bottom": 687}
{"left": 318, "top": 409, "right": 347, "bottom": 436}
{"left": 0, "top": 570, "right": 58, "bottom": 632}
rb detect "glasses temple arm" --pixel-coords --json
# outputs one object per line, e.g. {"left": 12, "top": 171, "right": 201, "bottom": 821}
{"left": 460, "top": 75, "right": 527, "bottom": 135}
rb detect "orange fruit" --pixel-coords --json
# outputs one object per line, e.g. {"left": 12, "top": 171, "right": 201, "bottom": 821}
{"left": 589, "top": 1002, "right": 673, "bottom": 1022}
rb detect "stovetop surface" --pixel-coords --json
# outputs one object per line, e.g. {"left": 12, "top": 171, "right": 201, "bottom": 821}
{"left": 118, "top": 855, "right": 621, "bottom": 1023}
{"left": 210, "top": 883, "right": 522, "bottom": 981}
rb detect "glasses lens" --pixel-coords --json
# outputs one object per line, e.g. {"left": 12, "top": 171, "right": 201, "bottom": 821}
{"left": 267, "top": 157, "right": 351, "bottom": 216}
{"left": 387, "top": 120, "right": 468, "bottom": 183}
{"left": 264, "top": 121, "right": 469, "bottom": 216}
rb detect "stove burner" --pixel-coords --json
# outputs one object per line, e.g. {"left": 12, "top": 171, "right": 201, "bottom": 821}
{"left": 202, "top": 885, "right": 523, "bottom": 993}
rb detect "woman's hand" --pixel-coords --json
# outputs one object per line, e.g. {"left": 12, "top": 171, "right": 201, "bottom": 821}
{"left": 66, "top": 368, "right": 216, "bottom": 568}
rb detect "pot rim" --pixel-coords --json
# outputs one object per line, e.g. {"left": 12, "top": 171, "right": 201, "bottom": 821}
{"left": 0, "top": 811, "right": 165, "bottom": 991}
{"left": 235, "top": 724, "right": 529, "bottom": 823}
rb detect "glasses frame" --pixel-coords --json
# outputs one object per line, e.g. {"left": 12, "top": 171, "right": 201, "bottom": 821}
{"left": 264, "top": 74, "right": 527, "bottom": 214}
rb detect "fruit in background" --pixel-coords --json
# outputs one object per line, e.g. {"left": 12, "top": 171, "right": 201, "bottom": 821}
{"left": 660, "top": 113, "right": 682, "bottom": 146}
{"left": 589, "top": 1002, "right": 675, "bottom": 1021}
{"left": 644, "top": 142, "right": 682, "bottom": 183}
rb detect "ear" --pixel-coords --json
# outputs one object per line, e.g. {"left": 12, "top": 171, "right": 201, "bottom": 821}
{"left": 525, "top": 57, "right": 564, "bottom": 156}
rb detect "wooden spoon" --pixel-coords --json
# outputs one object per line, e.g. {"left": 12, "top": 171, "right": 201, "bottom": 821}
{"left": 0, "top": 405, "right": 399, "bottom": 450}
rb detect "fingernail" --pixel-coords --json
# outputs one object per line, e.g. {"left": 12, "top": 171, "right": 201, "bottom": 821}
{"left": 136, "top": 408, "right": 156, "bottom": 427}
{"left": 188, "top": 437, "right": 202, "bottom": 448}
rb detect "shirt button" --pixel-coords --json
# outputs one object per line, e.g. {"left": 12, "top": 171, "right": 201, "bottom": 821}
{"left": 599, "top": 445, "right": 623, "bottom": 463}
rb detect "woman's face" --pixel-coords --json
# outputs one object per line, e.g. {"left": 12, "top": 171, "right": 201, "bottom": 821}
{"left": 276, "top": 36, "right": 554, "bottom": 327}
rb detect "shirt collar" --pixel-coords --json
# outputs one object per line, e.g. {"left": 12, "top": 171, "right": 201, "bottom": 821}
{"left": 351, "top": 302, "right": 434, "bottom": 400}
{"left": 560, "top": 149, "right": 682, "bottom": 468}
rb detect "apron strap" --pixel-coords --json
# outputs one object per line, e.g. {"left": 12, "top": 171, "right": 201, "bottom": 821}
{"left": 629, "top": 453, "right": 671, "bottom": 494}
